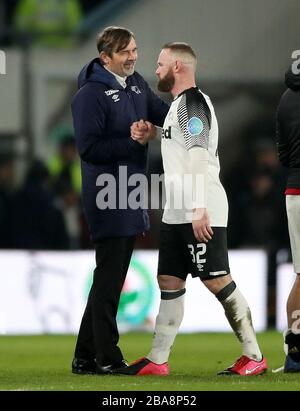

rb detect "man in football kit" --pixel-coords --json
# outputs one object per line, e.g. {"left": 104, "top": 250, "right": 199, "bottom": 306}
{"left": 276, "top": 64, "right": 300, "bottom": 372}
{"left": 114, "top": 42, "right": 267, "bottom": 376}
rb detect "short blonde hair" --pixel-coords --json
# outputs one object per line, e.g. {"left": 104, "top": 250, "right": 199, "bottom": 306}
{"left": 163, "top": 42, "right": 197, "bottom": 66}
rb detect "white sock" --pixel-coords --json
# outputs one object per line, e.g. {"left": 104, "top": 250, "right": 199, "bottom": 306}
{"left": 148, "top": 289, "right": 185, "bottom": 364}
{"left": 221, "top": 287, "right": 262, "bottom": 361}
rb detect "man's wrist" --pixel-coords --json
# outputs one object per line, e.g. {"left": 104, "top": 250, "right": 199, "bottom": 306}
{"left": 192, "top": 208, "right": 206, "bottom": 220}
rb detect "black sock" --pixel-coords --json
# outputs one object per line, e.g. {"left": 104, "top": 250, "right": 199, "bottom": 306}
{"left": 285, "top": 331, "right": 300, "bottom": 362}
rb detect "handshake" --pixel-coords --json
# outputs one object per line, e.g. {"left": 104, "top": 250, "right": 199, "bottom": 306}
{"left": 131, "top": 120, "right": 157, "bottom": 145}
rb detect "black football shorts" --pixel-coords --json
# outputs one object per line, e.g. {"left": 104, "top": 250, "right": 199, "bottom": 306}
{"left": 158, "top": 222, "right": 230, "bottom": 281}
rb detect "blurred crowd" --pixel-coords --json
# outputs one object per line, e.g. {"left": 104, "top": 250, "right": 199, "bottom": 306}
{"left": 0, "top": 131, "right": 91, "bottom": 250}
{"left": 224, "top": 137, "right": 289, "bottom": 251}
{"left": 0, "top": 0, "right": 103, "bottom": 47}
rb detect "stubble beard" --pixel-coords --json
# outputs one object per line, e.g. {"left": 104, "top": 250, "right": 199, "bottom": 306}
{"left": 123, "top": 61, "right": 135, "bottom": 76}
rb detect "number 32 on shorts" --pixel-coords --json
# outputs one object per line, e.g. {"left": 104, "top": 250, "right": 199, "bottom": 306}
{"left": 187, "top": 243, "right": 206, "bottom": 265}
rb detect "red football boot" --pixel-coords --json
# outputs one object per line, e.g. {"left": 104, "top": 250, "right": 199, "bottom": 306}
{"left": 217, "top": 355, "right": 267, "bottom": 376}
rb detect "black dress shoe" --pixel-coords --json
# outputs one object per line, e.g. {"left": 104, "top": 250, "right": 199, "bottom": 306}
{"left": 96, "top": 359, "right": 128, "bottom": 375}
{"left": 72, "top": 358, "right": 97, "bottom": 375}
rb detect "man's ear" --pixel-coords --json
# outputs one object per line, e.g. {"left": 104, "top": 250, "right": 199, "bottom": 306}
{"left": 100, "top": 51, "right": 109, "bottom": 65}
{"left": 173, "top": 60, "right": 181, "bottom": 73}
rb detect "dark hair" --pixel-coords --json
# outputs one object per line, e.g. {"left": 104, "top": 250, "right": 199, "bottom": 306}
{"left": 97, "top": 26, "right": 135, "bottom": 58}
{"left": 162, "top": 42, "right": 196, "bottom": 60}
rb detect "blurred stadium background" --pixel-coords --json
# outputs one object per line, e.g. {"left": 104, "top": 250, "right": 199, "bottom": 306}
{"left": 0, "top": 0, "right": 299, "bottom": 338}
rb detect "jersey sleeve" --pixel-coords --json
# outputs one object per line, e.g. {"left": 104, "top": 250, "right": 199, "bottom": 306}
{"left": 177, "top": 88, "right": 211, "bottom": 150}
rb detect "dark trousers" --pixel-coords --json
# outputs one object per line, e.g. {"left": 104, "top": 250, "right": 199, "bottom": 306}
{"left": 74, "top": 236, "right": 135, "bottom": 365}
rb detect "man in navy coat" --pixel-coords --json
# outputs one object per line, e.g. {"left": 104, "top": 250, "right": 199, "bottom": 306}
{"left": 71, "top": 26, "right": 169, "bottom": 374}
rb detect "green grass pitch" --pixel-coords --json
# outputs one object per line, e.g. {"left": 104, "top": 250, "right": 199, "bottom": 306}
{"left": 0, "top": 331, "right": 300, "bottom": 391}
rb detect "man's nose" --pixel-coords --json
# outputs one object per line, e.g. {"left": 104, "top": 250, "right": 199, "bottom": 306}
{"left": 128, "top": 51, "right": 137, "bottom": 60}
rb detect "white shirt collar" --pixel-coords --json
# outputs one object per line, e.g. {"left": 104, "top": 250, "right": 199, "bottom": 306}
{"left": 104, "top": 67, "right": 127, "bottom": 89}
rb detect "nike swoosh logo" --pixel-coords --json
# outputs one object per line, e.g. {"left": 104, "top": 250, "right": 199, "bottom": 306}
{"left": 245, "top": 365, "right": 261, "bottom": 374}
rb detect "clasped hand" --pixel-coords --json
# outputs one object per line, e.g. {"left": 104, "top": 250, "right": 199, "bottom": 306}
{"left": 131, "top": 120, "right": 156, "bottom": 145}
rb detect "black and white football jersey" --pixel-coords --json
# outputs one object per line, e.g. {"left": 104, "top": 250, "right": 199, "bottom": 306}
{"left": 161, "top": 87, "right": 228, "bottom": 227}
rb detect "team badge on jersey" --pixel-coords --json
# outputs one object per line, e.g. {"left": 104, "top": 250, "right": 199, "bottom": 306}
{"left": 187, "top": 116, "right": 203, "bottom": 136}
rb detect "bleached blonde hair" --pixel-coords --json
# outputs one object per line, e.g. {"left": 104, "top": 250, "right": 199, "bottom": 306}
{"left": 163, "top": 42, "right": 197, "bottom": 68}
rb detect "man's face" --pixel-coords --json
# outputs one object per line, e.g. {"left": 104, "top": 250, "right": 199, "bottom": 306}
{"left": 156, "top": 49, "right": 175, "bottom": 92}
{"left": 104, "top": 37, "right": 138, "bottom": 77}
